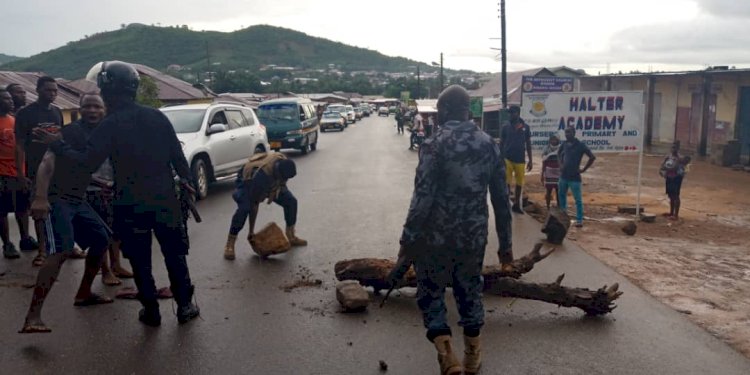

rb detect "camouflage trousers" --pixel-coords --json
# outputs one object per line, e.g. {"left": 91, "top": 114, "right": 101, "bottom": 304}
{"left": 414, "top": 246, "right": 485, "bottom": 339}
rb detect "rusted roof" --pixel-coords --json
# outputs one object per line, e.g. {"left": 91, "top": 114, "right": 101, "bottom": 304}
{"left": 469, "top": 68, "right": 554, "bottom": 102}
{"left": 132, "top": 64, "right": 214, "bottom": 101}
{"left": 0, "top": 71, "right": 83, "bottom": 110}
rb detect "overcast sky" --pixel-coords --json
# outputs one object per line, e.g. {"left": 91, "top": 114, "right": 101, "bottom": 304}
{"left": 3, "top": 0, "right": 749, "bottom": 74}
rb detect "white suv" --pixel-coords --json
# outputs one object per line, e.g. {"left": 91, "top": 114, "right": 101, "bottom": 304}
{"left": 161, "top": 102, "right": 270, "bottom": 199}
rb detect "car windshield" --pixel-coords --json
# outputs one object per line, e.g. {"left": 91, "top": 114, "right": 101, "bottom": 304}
{"left": 323, "top": 112, "right": 340, "bottom": 118}
{"left": 257, "top": 103, "right": 298, "bottom": 122}
{"left": 346, "top": 106, "right": 353, "bottom": 111}
{"left": 162, "top": 109, "right": 205, "bottom": 133}
{"left": 328, "top": 106, "right": 344, "bottom": 113}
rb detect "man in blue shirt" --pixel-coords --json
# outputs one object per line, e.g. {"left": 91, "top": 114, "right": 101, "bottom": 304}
{"left": 558, "top": 126, "right": 596, "bottom": 227}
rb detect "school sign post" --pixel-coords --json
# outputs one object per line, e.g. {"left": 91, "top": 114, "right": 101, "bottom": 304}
{"left": 521, "top": 91, "right": 644, "bottom": 152}
{"left": 521, "top": 91, "right": 647, "bottom": 219}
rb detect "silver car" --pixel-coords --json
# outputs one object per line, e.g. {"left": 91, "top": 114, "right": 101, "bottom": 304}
{"left": 161, "top": 102, "right": 270, "bottom": 199}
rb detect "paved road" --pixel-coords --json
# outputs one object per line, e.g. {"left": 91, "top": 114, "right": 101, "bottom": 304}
{"left": 1, "top": 114, "right": 749, "bottom": 374}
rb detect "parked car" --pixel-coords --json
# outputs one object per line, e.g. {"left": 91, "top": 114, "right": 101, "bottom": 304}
{"left": 388, "top": 105, "right": 398, "bottom": 115}
{"left": 256, "top": 97, "right": 320, "bottom": 154}
{"left": 360, "top": 104, "right": 371, "bottom": 117}
{"left": 378, "top": 106, "right": 389, "bottom": 116}
{"left": 326, "top": 104, "right": 349, "bottom": 126}
{"left": 161, "top": 102, "right": 269, "bottom": 200}
{"left": 320, "top": 111, "right": 346, "bottom": 132}
{"left": 345, "top": 105, "right": 356, "bottom": 122}
{"left": 353, "top": 106, "right": 363, "bottom": 120}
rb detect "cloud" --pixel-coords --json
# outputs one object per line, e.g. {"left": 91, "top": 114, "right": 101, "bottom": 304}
{"left": 697, "top": 0, "right": 750, "bottom": 17}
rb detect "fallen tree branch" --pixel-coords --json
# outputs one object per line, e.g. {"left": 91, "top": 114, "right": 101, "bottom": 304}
{"left": 334, "top": 243, "right": 623, "bottom": 315}
{"left": 484, "top": 274, "right": 623, "bottom": 315}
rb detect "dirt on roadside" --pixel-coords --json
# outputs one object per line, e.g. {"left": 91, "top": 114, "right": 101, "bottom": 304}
{"left": 525, "top": 152, "right": 750, "bottom": 357}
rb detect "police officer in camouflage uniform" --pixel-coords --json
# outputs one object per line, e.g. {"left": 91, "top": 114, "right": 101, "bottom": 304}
{"left": 35, "top": 61, "right": 200, "bottom": 327}
{"left": 400, "top": 85, "right": 513, "bottom": 375}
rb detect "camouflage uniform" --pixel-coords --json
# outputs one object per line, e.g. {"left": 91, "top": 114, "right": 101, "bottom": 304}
{"left": 400, "top": 120, "right": 512, "bottom": 339}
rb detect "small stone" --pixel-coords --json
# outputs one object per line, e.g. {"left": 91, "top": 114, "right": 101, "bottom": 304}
{"left": 336, "top": 280, "right": 370, "bottom": 312}
{"left": 347, "top": 342, "right": 353, "bottom": 346}
{"left": 621, "top": 221, "right": 637, "bottom": 236}
{"left": 618, "top": 206, "right": 644, "bottom": 215}
{"left": 379, "top": 360, "right": 388, "bottom": 372}
{"left": 639, "top": 213, "right": 656, "bottom": 223}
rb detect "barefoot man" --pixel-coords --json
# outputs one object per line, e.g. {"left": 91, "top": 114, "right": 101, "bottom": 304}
{"left": 20, "top": 94, "right": 113, "bottom": 333}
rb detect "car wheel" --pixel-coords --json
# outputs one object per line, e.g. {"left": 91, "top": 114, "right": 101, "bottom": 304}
{"left": 300, "top": 143, "right": 309, "bottom": 154}
{"left": 191, "top": 158, "right": 209, "bottom": 200}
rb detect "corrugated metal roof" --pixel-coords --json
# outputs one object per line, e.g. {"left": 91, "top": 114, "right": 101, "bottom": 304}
{"left": 469, "top": 67, "right": 554, "bottom": 100}
{"left": 132, "top": 64, "right": 214, "bottom": 101}
{"left": 415, "top": 99, "right": 438, "bottom": 114}
{"left": 0, "top": 71, "right": 82, "bottom": 110}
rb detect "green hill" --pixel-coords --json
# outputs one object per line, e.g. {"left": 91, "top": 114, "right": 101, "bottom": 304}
{"left": 4, "top": 24, "right": 428, "bottom": 79}
{"left": 0, "top": 53, "right": 22, "bottom": 66}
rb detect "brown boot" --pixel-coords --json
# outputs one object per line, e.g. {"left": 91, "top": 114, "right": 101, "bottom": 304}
{"left": 433, "top": 335, "right": 462, "bottom": 375}
{"left": 285, "top": 226, "right": 307, "bottom": 247}
{"left": 224, "top": 234, "right": 237, "bottom": 260}
{"left": 463, "top": 335, "right": 482, "bottom": 375}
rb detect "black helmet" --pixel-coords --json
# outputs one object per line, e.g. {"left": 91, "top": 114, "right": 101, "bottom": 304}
{"left": 86, "top": 61, "right": 140, "bottom": 97}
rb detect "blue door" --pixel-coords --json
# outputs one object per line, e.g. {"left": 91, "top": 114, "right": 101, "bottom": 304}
{"left": 739, "top": 88, "right": 750, "bottom": 157}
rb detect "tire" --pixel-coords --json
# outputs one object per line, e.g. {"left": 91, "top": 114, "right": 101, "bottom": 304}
{"left": 300, "top": 136, "right": 310, "bottom": 154}
{"left": 191, "top": 158, "right": 209, "bottom": 200}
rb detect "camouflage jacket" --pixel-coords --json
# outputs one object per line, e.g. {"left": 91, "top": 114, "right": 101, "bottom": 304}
{"left": 400, "top": 120, "right": 512, "bottom": 253}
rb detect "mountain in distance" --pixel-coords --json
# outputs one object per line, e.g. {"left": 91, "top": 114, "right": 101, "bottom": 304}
{"left": 0, "top": 53, "right": 22, "bottom": 66}
{"left": 4, "top": 24, "right": 438, "bottom": 79}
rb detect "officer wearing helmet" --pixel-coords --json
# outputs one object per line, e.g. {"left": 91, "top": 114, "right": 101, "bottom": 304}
{"left": 33, "top": 61, "right": 200, "bottom": 327}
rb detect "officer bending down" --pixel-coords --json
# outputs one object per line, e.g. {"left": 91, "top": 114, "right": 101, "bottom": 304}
{"left": 34, "top": 61, "right": 199, "bottom": 327}
{"left": 223, "top": 152, "right": 306, "bottom": 260}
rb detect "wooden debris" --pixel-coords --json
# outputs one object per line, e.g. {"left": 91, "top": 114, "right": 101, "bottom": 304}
{"left": 334, "top": 243, "right": 622, "bottom": 315}
{"left": 541, "top": 207, "right": 571, "bottom": 244}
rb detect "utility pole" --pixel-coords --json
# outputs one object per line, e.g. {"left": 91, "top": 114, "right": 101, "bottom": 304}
{"left": 500, "top": 0, "right": 508, "bottom": 108}
{"left": 440, "top": 52, "right": 444, "bottom": 92}
{"left": 417, "top": 65, "right": 421, "bottom": 99}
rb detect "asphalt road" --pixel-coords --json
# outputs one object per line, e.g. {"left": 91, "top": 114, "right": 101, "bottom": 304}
{"left": 1, "top": 114, "right": 749, "bottom": 374}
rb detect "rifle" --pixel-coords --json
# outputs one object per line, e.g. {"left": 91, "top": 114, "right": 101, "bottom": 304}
{"left": 380, "top": 244, "right": 421, "bottom": 308}
{"left": 174, "top": 175, "right": 202, "bottom": 223}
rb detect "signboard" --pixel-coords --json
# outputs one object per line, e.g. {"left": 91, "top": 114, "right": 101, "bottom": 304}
{"left": 470, "top": 97, "right": 483, "bottom": 118}
{"left": 521, "top": 91, "right": 644, "bottom": 153}
{"left": 522, "top": 76, "right": 574, "bottom": 93}
{"left": 400, "top": 91, "right": 411, "bottom": 102}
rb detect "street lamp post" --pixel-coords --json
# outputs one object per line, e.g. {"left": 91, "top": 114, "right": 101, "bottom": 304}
{"left": 500, "top": 0, "right": 507, "bottom": 108}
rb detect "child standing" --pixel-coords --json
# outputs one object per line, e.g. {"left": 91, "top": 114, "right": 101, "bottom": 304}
{"left": 659, "top": 141, "right": 690, "bottom": 220}
{"left": 541, "top": 135, "right": 561, "bottom": 209}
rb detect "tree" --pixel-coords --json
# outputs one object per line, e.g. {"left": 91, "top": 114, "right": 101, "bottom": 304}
{"left": 136, "top": 76, "right": 162, "bottom": 108}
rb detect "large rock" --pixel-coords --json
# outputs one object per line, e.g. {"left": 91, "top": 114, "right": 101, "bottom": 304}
{"left": 251, "top": 222, "right": 291, "bottom": 258}
{"left": 542, "top": 207, "right": 570, "bottom": 244}
{"left": 336, "top": 280, "right": 370, "bottom": 312}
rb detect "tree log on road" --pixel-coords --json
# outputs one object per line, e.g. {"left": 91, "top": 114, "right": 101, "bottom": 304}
{"left": 334, "top": 243, "right": 623, "bottom": 315}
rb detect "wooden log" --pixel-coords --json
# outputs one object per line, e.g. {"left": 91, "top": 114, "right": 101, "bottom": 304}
{"left": 334, "top": 243, "right": 623, "bottom": 315}
{"left": 334, "top": 243, "right": 555, "bottom": 291}
{"left": 541, "top": 207, "right": 571, "bottom": 244}
{"left": 484, "top": 274, "right": 623, "bottom": 315}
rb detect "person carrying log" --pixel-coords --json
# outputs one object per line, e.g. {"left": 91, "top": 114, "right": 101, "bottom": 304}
{"left": 223, "top": 151, "right": 306, "bottom": 260}
{"left": 398, "top": 85, "right": 513, "bottom": 375}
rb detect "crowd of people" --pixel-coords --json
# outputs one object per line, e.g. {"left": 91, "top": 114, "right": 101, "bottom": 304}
{"left": 2, "top": 61, "right": 201, "bottom": 333}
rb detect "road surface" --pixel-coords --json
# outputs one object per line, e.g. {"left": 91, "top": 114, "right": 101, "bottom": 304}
{"left": 1, "top": 114, "right": 749, "bottom": 374}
